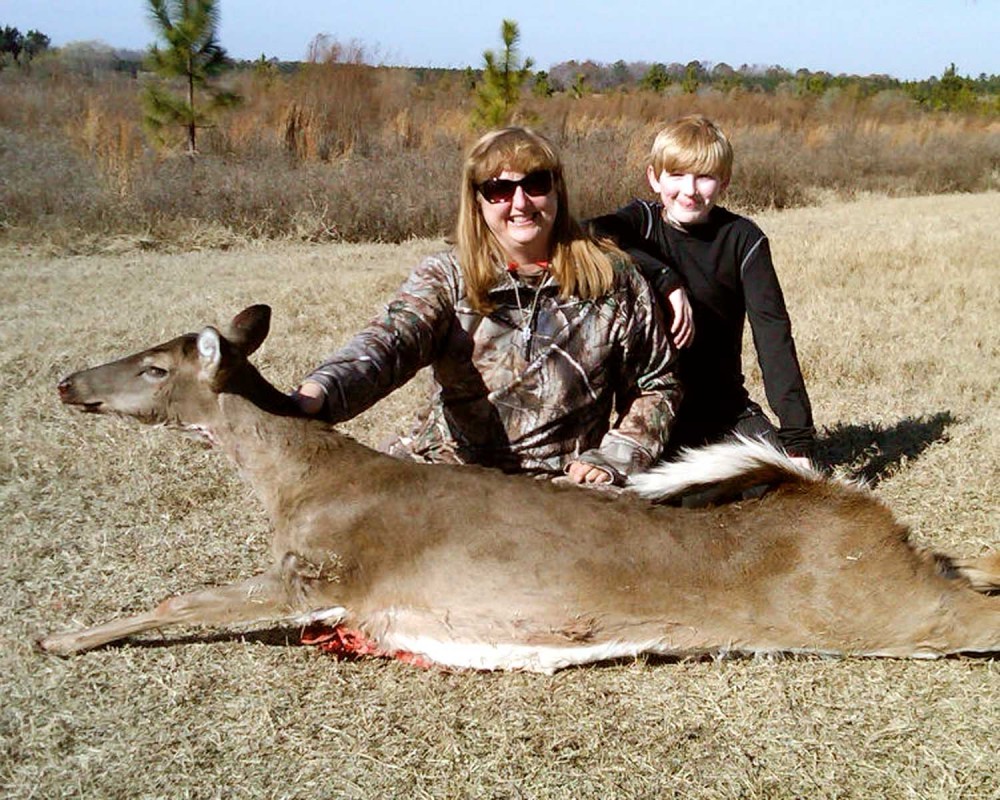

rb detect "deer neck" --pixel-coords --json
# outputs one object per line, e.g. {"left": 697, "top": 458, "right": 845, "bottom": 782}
{"left": 201, "top": 373, "right": 353, "bottom": 522}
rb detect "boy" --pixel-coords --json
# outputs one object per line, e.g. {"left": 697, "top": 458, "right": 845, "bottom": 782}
{"left": 589, "top": 114, "right": 815, "bottom": 462}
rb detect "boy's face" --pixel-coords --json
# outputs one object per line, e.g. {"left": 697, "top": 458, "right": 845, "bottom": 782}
{"left": 647, "top": 167, "right": 728, "bottom": 227}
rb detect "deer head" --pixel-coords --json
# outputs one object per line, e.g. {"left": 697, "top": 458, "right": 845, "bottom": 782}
{"left": 57, "top": 305, "right": 273, "bottom": 431}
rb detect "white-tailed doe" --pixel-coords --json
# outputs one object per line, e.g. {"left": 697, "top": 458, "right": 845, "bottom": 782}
{"left": 39, "top": 306, "right": 1000, "bottom": 672}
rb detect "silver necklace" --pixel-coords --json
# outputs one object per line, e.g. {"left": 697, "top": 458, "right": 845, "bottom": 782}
{"left": 507, "top": 271, "right": 542, "bottom": 356}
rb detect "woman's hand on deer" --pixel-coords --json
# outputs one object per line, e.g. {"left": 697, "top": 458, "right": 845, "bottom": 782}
{"left": 293, "top": 380, "right": 326, "bottom": 415}
{"left": 565, "top": 460, "right": 613, "bottom": 484}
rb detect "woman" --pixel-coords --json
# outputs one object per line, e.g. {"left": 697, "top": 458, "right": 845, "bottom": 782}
{"left": 295, "top": 127, "right": 680, "bottom": 485}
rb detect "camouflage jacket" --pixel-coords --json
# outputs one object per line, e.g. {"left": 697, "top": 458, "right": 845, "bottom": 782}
{"left": 306, "top": 251, "right": 681, "bottom": 484}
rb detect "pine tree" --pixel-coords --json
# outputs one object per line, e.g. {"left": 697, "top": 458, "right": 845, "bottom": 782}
{"left": 532, "top": 70, "right": 553, "bottom": 98}
{"left": 142, "top": 0, "right": 240, "bottom": 155}
{"left": 472, "top": 19, "right": 534, "bottom": 129}
{"left": 640, "top": 63, "right": 671, "bottom": 93}
{"left": 681, "top": 62, "right": 701, "bottom": 94}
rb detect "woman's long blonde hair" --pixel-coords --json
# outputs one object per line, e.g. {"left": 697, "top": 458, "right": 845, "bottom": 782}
{"left": 455, "top": 127, "right": 616, "bottom": 313}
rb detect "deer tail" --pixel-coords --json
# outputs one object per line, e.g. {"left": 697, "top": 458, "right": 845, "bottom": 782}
{"left": 627, "top": 435, "right": 825, "bottom": 502}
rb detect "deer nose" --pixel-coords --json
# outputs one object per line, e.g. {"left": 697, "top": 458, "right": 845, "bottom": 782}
{"left": 57, "top": 378, "right": 74, "bottom": 402}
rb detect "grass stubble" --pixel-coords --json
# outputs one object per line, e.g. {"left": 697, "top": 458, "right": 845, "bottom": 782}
{"left": 0, "top": 194, "right": 997, "bottom": 799}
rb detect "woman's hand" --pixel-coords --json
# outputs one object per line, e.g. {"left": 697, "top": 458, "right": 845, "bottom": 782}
{"left": 565, "top": 461, "right": 613, "bottom": 484}
{"left": 667, "top": 287, "right": 694, "bottom": 349}
{"left": 292, "top": 380, "right": 326, "bottom": 415}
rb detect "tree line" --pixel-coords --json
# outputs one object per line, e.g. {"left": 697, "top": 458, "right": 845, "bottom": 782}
{"left": 3, "top": 8, "right": 997, "bottom": 156}
{"left": 541, "top": 59, "right": 997, "bottom": 114}
{"left": 0, "top": 24, "right": 50, "bottom": 67}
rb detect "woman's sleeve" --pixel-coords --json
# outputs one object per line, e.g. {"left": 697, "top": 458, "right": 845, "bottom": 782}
{"left": 302, "top": 255, "right": 457, "bottom": 423}
{"left": 576, "top": 269, "right": 682, "bottom": 482}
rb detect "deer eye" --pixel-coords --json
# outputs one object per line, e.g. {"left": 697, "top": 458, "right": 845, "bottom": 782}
{"left": 142, "top": 366, "right": 168, "bottom": 380}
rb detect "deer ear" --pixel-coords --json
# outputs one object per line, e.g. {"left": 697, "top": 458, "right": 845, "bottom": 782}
{"left": 225, "top": 305, "right": 271, "bottom": 356}
{"left": 197, "top": 327, "right": 223, "bottom": 378}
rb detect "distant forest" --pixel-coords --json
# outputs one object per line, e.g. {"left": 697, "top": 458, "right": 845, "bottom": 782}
{"left": 2, "top": 23, "right": 997, "bottom": 115}
{"left": 3, "top": 21, "right": 997, "bottom": 247}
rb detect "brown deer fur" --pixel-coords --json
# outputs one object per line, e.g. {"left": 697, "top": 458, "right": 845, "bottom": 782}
{"left": 38, "top": 306, "right": 1000, "bottom": 672}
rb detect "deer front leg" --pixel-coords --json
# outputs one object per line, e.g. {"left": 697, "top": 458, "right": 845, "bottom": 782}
{"left": 38, "top": 570, "right": 305, "bottom": 656}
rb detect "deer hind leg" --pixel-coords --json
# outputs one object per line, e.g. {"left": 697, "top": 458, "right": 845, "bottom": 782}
{"left": 38, "top": 568, "right": 334, "bottom": 656}
{"left": 933, "top": 588, "right": 1000, "bottom": 656}
{"left": 877, "top": 573, "right": 1000, "bottom": 658}
{"left": 947, "top": 552, "right": 1000, "bottom": 593}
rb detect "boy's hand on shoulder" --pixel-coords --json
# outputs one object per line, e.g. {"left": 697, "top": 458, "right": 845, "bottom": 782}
{"left": 666, "top": 287, "right": 695, "bottom": 349}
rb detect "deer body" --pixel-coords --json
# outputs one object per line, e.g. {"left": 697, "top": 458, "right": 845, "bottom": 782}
{"left": 39, "top": 306, "right": 1000, "bottom": 671}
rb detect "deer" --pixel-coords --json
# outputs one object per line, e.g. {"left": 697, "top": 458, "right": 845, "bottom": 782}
{"left": 38, "top": 305, "right": 1000, "bottom": 672}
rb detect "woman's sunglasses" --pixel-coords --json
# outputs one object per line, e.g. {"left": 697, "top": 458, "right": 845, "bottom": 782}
{"left": 477, "top": 170, "right": 554, "bottom": 204}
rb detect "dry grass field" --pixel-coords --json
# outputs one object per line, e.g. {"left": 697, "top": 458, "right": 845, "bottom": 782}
{"left": 1, "top": 192, "right": 998, "bottom": 798}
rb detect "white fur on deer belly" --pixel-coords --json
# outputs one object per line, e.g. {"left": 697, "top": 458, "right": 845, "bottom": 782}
{"left": 379, "top": 632, "right": 682, "bottom": 673}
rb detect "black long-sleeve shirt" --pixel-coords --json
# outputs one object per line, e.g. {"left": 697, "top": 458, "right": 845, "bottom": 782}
{"left": 590, "top": 200, "right": 815, "bottom": 454}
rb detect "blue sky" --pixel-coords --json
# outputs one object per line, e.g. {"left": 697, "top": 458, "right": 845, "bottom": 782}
{"left": 2, "top": 0, "right": 997, "bottom": 80}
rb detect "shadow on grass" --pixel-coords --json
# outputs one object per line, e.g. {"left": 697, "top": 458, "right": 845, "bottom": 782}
{"left": 815, "top": 411, "right": 957, "bottom": 486}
